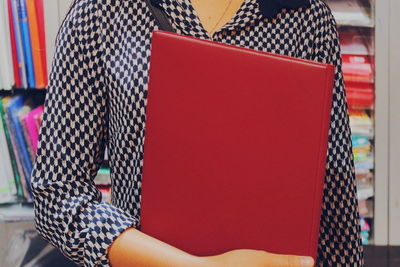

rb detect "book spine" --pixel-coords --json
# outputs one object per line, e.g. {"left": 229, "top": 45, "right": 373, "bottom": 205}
{"left": 7, "top": 0, "right": 21, "bottom": 87}
{"left": 0, "top": 100, "right": 17, "bottom": 195}
{"left": 0, "top": 0, "right": 15, "bottom": 90}
{"left": 27, "top": 0, "right": 45, "bottom": 88}
{"left": 3, "top": 99, "right": 28, "bottom": 200}
{"left": 35, "top": 0, "right": 47, "bottom": 87}
{"left": 16, "top": 0, "right": 35, "bottom": 88}
{"left": 11, "top": 0, "right": 27, "bottom": 88}
{"left": 43, "top": 0, "right": 58, "bottom": 75}
{"left": 12, "top": 105, "right": 33, "bottom": 199}
{"left": 0, "top": 154, "right": 13, "bottom": 203}
{"left": 26, "top": 105, "right": 42, "bottom": 154}
{"left": 0, "top": 98, "right": 23, "bottom": 199}
{"left": 0, "top": 99, "right": 16, "bottom": 203}
{"left": 21, "top": 110, "right": 35, "bottom": 165}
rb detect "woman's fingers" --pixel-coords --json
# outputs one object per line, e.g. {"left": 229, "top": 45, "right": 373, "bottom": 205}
{"left": 263, "top": 252, "right": 314, "bottom": 267}
{"left": 207, "top": 249, "right": 315, "bottom": 267}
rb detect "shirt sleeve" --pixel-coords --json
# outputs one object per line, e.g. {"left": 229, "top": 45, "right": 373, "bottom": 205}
{"left": 30, "top": 1, "right": 139, "bottom": 266}
{"left": 311, "top": 2, "right": 364, "bottom": 266}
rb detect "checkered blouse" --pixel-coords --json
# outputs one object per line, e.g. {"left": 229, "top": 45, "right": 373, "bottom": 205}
{"left": 30, "top": 0, "right": 364, "bottom": 266}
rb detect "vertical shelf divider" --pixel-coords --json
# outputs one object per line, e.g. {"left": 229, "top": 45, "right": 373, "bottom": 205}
{"left": 389, "top": 0, "right": 400, "bottom": 246}
{"left": 374, "top": 0, "right": 390, "bottom": 246}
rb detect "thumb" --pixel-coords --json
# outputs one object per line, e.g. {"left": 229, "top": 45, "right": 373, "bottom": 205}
{"left": 265, "top": 253, "right": 314, "bottom": 267}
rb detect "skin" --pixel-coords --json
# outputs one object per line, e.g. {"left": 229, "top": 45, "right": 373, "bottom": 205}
{"left": 190, "top": 0, "right": 246, "bottom": 36}
{"left": 108, "top": 227, "right": 314, "bottom": 267}
{"left": 108, "top": 1, "right": 315, "bottom": 266}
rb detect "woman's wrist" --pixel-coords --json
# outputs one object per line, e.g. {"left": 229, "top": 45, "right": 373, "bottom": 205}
{"left": 108, "top": 227, "right": 209, "bottom": 267}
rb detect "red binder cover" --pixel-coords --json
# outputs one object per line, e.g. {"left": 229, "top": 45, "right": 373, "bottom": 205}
{"left": 140, "top": 31, "right": 334, "bottom": 261}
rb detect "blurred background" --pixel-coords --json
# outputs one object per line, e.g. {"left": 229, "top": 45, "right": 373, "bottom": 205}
{"left": 0, "top": 0, "right": 399, "bottom": 266}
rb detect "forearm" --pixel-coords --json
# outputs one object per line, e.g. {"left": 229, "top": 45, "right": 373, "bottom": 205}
{"left": 108, "top": 227, "right": 206, "bottom": 267}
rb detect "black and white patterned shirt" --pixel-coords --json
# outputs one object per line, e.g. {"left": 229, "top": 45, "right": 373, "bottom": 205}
{"left": 30, "top": 0, "right": 364, "bottom": 266}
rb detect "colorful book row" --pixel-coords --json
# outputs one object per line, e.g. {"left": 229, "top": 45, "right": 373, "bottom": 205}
{"left": 0, "top": 95, "right": 44, "bottom": 203}
{"left": 0, "top": 0, "right": 48, "bottom": 90}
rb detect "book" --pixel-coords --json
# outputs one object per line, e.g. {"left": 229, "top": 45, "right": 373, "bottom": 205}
{"left": 0, "top": 118, "right": 18, "bottom": 197}
{"left": 7, "top": 0, "right": 21, "bottom": 87}
{"left": 0, "top": 0, "right": 15, "bottom": 90}
{"left": 0, "top": 99, "right": 17, "bottom": 203}
{"left": 43, "top": 0, "right": 59, "bottom": 75}
{"left": 32, "top": 104, "right": 42, "bottom": 129}
{"left": 0, "top": 145, "right": 13, "bottom": 203}
{"left": 342, "top": 55, "right": 374, "bottom": 83}
{"left": 23, "top": 104, "right": 42, "bottom": 155}
{"left": 1, "top": 97, "right": 25, "bottom": 199}
{"left": 12, "top": 97, "right": 34, "bottom": 194}
{"left": 349, "top": 110, "right": 374, "bottom": 138}
{"left": 19, "top": 105, "right": 34, "bottom": 164}
{"left": 16, "top": 0, "right": 35, "bottom": 88}
{"left": 34, "top": 0, "right": 47, "bottom": 87}
{"left": 27, "top": 0, "right": 46, "bottom": 88}
{"left": 4, "top": 95, "right": 33, "bottom": 201}
{"left": 346, "top": 82, "right": 374, "bottom": 110}
{"left": 11, "top": 0, "right": 27, "bottom": 88}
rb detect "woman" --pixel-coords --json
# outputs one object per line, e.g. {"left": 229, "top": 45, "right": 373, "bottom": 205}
{"left": 30, "top": 0, "right": 364, "bottom": 266}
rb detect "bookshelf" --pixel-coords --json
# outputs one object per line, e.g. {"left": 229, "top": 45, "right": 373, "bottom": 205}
{"left": 0, "top": 2, "right": 104, "bottom": 264}
{"left": 0, "top": 0, "right": 111, "bottom": 206}
{"left": 325, "top": 0, "right": 377, "bottom": 245}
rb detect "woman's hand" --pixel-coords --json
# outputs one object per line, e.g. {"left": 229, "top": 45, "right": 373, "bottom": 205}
{"left": 203, "top": 249, "right": 315, "bottom": 267}
{"left": 109, "top": 227, "right": 314, "bottom": 267}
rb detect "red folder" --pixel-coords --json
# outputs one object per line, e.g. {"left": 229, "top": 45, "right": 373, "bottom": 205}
{"left": 140, "top": 30, "right": 334, "bottom": 261}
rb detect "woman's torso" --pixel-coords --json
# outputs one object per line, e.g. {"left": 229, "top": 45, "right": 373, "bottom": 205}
{"left": 91, "top": 0, "right": 362, "bottom": 265}
{"left": 106, "top": 0, "right": 324, "bottom": 212}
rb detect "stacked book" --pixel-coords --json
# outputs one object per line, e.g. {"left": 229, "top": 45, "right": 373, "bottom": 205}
{"left": 0, "top": 0, "right": 48, "bottom": 90}
{"left": 349, "top": 110, "right": 374, "bottom": 201}
{"left": 340, "top": 28, "right": 374, "bottom": 111}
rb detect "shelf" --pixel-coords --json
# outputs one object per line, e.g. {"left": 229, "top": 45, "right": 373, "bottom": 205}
{"left": 339, "top": 28, "right": 375, "bottom": 55}
{"left": 327, "top": 0, "right": 374, "bottom": 28}
{"left": 0, "top": 203, "right": 34, "bottom": 222}
{"left": 0, "top": 88, "right": 47, "bottom": 96}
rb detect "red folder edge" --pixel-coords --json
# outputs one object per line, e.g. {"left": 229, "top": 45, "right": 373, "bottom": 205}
{"left": 309, "top": 63, "right": 334, "bottom": 255}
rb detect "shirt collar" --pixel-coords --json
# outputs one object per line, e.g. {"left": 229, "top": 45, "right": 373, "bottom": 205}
{"left": 150, "top": 0, "right": 310, "bottom": 38}
{"left": 257, "top": 0, "right": 311, "bottom": 20}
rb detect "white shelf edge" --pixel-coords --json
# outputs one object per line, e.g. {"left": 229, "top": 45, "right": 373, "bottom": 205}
{"left": 373, "top": 0, "right": 390, "bottom": 246}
